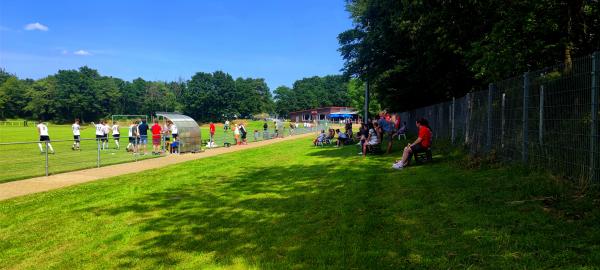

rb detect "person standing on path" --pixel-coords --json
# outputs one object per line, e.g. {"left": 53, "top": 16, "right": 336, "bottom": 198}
{"left": 138, "top": 119, "right": 149, "bottom": 155}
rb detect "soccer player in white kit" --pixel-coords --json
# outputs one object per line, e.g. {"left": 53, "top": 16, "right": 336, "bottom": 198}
{"left": 37, "top": 120, "right": 55, "bottom": 154}
{"left": 72, "top": 119, "right": 81, "bottom": 150}
{"left": 127, "top": 120, "right": 139, "bottom": 153}
{"left": 111, "top": 122, "right": 120, "bottom": 150}
{"left": 93, "top": 120, "right": 106, "bottom": 150}
{"left": 101, "top": 121, "right": 110, "bottom": 150}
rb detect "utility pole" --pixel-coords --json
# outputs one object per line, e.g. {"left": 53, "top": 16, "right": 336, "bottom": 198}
{"left": 364, "top": 79, "right": 369, "bottom": 123}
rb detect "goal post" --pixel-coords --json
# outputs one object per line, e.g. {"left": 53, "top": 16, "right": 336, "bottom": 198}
{"left": 111, "top": 115, "right": 148, "bottom": 126}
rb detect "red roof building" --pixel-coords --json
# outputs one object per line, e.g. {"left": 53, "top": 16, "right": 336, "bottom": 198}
{"left": 288, "top": 106, "right": 358, "bottom": 122}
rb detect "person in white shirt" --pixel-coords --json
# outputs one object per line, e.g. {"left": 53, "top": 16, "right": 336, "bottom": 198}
{"left": 169, "top": 121, "right": 178, "bottom": 140}
{"left": 362, "top": 123, "right": 380, "bottom": 157}
{"left": 111, "top": 122, "right": 120, "bottom": 150}
{"left": 101, "top": 121, "right": 110, "bottom": 150}
{"left": 127, "top": 120, "right": 139, "bottom": 153}
{"left": 37, "top": 120, "right": 54, "bottom": 154}
{"left": 72, "top": 119, "right": 81, "bottom": 150}
{"left": 92, "top": 120, "right": 106, "bottom": 150}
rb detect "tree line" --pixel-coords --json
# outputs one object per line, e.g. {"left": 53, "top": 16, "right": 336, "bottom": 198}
{"left": 339, "top": 0, "right": 600, "bottom": 112}
{"left": 0, "top": 67, "right": 357, "bottom": 123}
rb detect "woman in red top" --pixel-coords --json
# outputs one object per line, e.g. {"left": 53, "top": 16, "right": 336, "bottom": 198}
{"left": 393, "top": 118, "right": 432, "bottom": 169}
{"left": 151, "top": 120, "right": 162, "bottom": 155}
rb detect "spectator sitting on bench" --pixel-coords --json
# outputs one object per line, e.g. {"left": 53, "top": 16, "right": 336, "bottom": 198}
{"left": 362, "top": 122, "right": 380, "bottom": 157}
{"left": 313, "top": 130, "right": 327, "bottom": 146}
{"left": 392, "top": 118, "right": 432, "bottom": 169}
{"left": 335, "top": 129, "right": 349, "bottom": 147}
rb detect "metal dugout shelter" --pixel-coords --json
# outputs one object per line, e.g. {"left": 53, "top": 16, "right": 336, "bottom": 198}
{"left": 155, "top": 112, "right": 201, "bottom": 153}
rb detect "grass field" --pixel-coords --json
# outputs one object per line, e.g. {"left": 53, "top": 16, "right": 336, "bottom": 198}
{"left": 1, "top": 137, "right": 599, "bottom": 269}
{"left": 0, "top": 120, "right": 318, "bottom": 183}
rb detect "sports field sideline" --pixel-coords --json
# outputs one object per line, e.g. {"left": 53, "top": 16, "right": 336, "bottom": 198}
{"left": 0, "top": 120, "right": 309, "bottom": 183}
{"left": 0, "top": 132, "right": 314, "bottom": 201}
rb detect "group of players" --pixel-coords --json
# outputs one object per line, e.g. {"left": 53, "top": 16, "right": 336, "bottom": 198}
{"left": 36, "top": 118, "right": 179, "bottom": 155}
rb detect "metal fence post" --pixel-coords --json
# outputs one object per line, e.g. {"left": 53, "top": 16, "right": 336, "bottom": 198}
{"left": 591, "top": 51, "right": 599, "bottom": 183}
{"left": 539, "top": 85, "right": 544, "bottom": 145}
{"left": 501, "top": 93, "right": 506, "bottom": 148}
{"left": 44, "top": 141, "right": 49, "bottom": 176}
{"left": 364, "top": 79, "right": 369, "bottom": 122}
{"left": 97, "top": 139, "right": 101, "bottom": 168}
{"left": 465, "top": 93, "right": 471, "bottom": 144}
{"left": 451, "top": 97, "right": 455, "bottom": 144}
{"left": 523, "top": 72, "right": 530, "bottom": 163}
{"left": 487, "top": 83, "right": 494, "bottom": 151}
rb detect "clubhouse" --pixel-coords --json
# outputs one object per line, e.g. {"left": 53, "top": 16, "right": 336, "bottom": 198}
{"left": 289, "top": 106, "right": 359, "bottom": 123}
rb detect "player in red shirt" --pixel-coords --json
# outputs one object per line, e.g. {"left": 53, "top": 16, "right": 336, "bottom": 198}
{"left": 209, "top": 122, "right": 216, "bottom": 145}
{"left": 151, "top": 119, "right": 162, "bottom": 155}
{"left": 392, "top": 118, "right": 432, "bottom": 169}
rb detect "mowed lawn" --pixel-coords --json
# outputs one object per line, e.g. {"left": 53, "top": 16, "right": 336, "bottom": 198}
{"left": 0, "top": 120, "right": 306, "bottom": 183}
{"left": 1, "top": 137, "right": 599, "bottom": 269}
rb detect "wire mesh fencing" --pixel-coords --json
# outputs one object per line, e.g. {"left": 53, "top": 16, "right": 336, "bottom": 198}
{"left": 0, "top": 123, "right": 325, "bottom": 183}
{"left": 399, "top": 51, "right": 600, "bottom": 186}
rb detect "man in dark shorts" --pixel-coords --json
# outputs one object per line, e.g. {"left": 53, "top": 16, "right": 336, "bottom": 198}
{"left": 138, "top": 119, "right": 149, "bottom": 155}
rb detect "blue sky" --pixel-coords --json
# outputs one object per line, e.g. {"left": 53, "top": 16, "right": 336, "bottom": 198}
{"left": 0, "top": 0, "right": 352, "bottom": 89}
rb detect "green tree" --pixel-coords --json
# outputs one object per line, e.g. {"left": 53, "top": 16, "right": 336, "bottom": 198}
{"left": 273, "top": 86, "right": 295, "bottom": 117}
{"left": 339, "top": 0, "right": 600, "bottom": 111}
{"left": 0, "top": 76, "right": 28, "bottom": 119}
{"left": 25, "top": 77, "right": 58, "bottom": 121}
{"left": 347, "top": 78, "right": 380, "bottom": 118}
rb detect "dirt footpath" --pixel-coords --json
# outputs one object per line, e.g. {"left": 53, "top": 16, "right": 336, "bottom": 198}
{"left": 0, "top": 133, "right": 314, "bottom": 201}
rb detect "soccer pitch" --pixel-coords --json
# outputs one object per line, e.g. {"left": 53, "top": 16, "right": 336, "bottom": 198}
{"left": 1, "top": 137, "right": 599, "bottom": 269}
{"left": 0, "top": 120, "right": 308, "bottom": 183}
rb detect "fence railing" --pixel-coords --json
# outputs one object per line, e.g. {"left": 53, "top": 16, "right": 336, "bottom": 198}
{"left": 399, "top": 51, "right": 600, "bottom": 186}
{"left": 0, "top": 125, "right": 326, "bottom": 183}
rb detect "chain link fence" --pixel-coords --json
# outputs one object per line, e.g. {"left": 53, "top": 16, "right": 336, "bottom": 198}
{"left": 0, "top": 124, "right": 326, "bottom": 183}
{"left": 399, "top": 51, "right": 600, "bottom": 186}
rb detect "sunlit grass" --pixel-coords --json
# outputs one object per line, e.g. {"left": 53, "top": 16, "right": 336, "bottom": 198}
{"left": 1, "top": 137, "right": 599, "bottom": 269}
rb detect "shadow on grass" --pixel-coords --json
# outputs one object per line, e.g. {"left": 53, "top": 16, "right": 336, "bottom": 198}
{"left": 81, "top": 162, "right": 402, "bottom": 268}
{"left": 74, "top": 140, "right": 600, "bottom": 269}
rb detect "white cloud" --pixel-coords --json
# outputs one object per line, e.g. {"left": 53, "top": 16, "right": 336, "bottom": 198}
{"left": 73, "top": 50, "right": 91, "bottom": 56}
{"left": 25, "top": 23, "right": 48, "bottom": 32}
{"left": 24, "top": 22, "right": 48, "bottom": 31}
